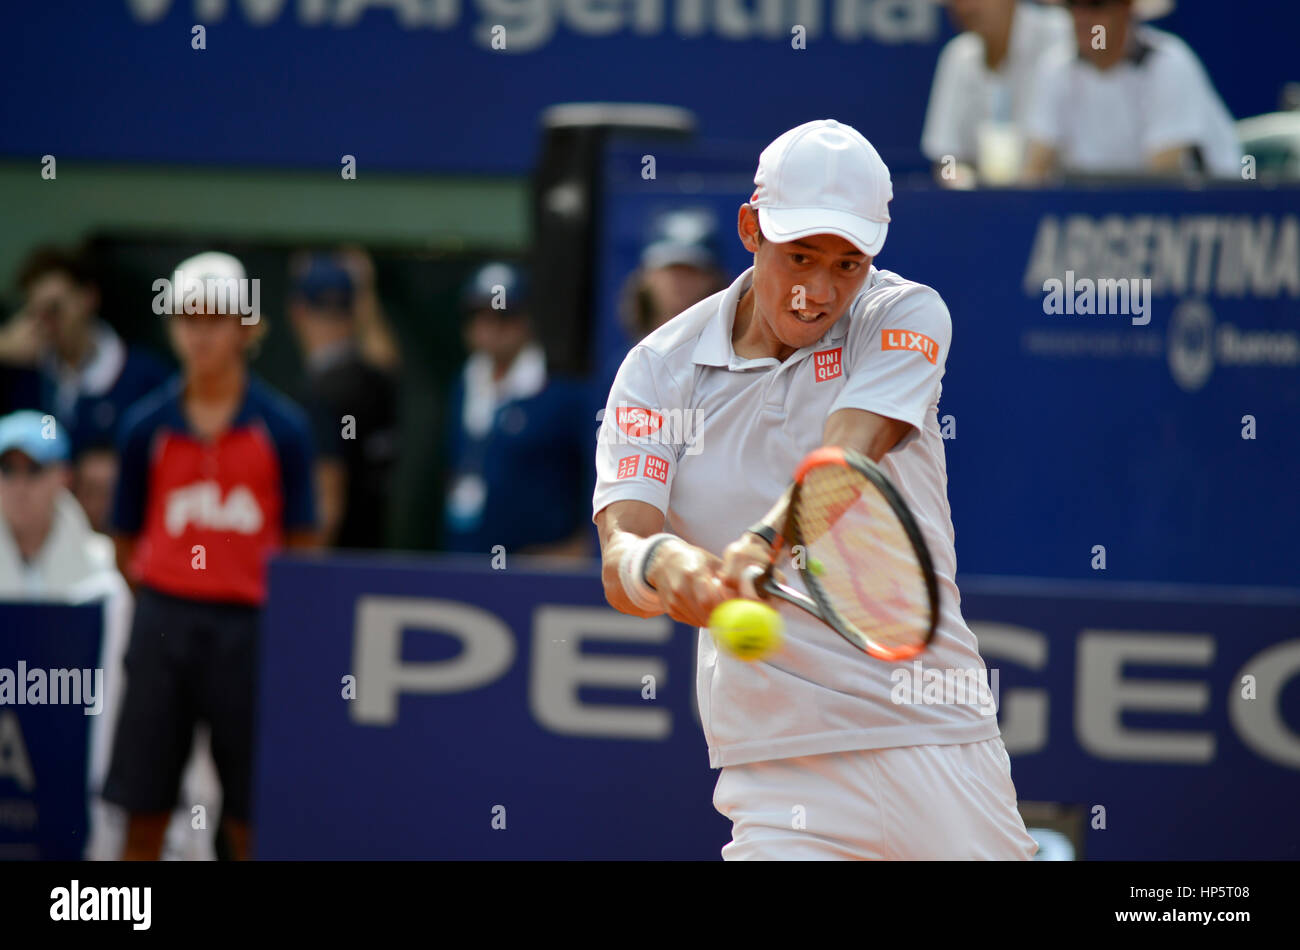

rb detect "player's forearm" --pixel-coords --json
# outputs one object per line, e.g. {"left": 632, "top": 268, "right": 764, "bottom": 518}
{"left": 600, "top": 528, "right": 665, "bottom": 617}
{"left": 823, "top": 408, "right": 911, "bottom": 463}
{"left": 596, "top": 502, "right": 668, "bottom": 617}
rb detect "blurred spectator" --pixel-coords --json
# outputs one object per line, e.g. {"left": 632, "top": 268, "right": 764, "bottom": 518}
{"left": 288, "top": 252, "right": 398, "bottom": 549}
{"left": 0, "top": 247, "right": 170, "bottom": 532}
{"left": 105, "top": 251, "right": 318, "bottom": 860}
{"left": 335, "top": 245, "right": 402, "bottom": 373}
{"left": 443, "top": 262, "right": 592, "bottom": 557}
{"left": 0, "top": 410, "right": 218, "bottom": 860}
{"left": 620, "top": 209, "right": 729, "bottom": 342}
{"left": 922, "top": 0, "right": 1072, "bottom": 186}
{"left": 1022, "top": 0, "right": 1241, "bottom": 182}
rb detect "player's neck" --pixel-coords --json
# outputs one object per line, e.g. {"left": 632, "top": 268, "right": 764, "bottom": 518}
{"left": 732, "top": 288, "right": 796, "bottom": 362}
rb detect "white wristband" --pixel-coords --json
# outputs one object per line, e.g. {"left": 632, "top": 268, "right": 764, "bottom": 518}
{"left": 618, "top": 532, "right": 675, "bottom": 612}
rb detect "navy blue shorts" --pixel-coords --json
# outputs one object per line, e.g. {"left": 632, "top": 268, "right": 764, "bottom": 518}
{"left": 102, "top": 586, "right": 261, "bottom": 822}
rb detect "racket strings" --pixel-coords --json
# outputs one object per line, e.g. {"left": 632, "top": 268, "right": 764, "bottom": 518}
{"left": 794, "top": 464, "right": 931, "bottom": 653}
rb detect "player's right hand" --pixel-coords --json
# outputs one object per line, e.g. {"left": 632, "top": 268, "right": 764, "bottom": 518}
{"left": 645, "top": 539, "right": 729, "bottom": 628}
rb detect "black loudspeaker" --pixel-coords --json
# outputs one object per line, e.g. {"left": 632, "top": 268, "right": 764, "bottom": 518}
{"left": 529, "top": 104, "right": 695, "bottom": 376}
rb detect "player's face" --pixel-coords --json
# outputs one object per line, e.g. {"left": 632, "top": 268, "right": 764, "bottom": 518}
{"left": 168, "top": 310, "right": 251, "bottom": 377}
{"left": 744, "top": 221, "right": 871, "bottom": 354}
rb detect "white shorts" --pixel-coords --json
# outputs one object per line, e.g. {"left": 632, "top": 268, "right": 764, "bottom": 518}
{"left": 712, "top": 736, "right": 1039, "bottom": 860}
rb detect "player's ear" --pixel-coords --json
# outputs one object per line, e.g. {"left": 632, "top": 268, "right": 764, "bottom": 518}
{"left": 737, "top": 203, "right": 761, "bottom": 254}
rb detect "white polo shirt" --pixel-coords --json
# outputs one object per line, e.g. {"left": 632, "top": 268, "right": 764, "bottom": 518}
{"left": 1023, "top": 25, "right": 1242, "bottom": 177}
{"left": 921, "top": 1, "right": 1072, "bottom": 164}
{"left": 594, "top": 265, "right": 1001, "bottom": 768}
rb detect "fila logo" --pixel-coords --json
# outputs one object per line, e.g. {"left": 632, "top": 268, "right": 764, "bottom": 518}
{"left": 616, "top": 406, "right": 663, "bottom": 438}
{"left": 882, "top": 329, "right": 939, "bottom": 364}
{"left": 813, "top": 348, "right": 843, "bottom": 382}
{"left": 616, "top": 456, "right": 639, "bottom": 479}
{"left": 643, "top": 456, "right": 669, "bottom": 484}
{"left": 165, "top": 481, "right": 264, "bottom": 537}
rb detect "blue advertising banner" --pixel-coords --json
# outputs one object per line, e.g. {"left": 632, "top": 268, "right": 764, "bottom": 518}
{"left": 255, "top": 553, "right": 729, "bottom": 859}
{"left": 255, "top": 555, "right": 1300, "bottom": 859}
{"left": 1, "top": 2, "right": 1288, "bottom": 174}
{"left": 595, "top": 154, "right": 1300, "bottom": 587}
{"left": 0, "top": 602, "right": 104, "bottom": 860}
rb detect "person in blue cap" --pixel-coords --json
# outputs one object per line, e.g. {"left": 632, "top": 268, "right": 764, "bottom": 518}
{"left": 288, "top": 251, "right": 399, "bottom": 549}
{"left": 0, "top": 410, "right": 83, "bottom": 588}
{"left": 442, "top": 261, "right": 593, "bottom": 557}
{"left": 620, "top": 208, "right": 729, "bottom": 342}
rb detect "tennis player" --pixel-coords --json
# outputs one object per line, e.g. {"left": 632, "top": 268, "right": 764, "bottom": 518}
{"left": 594, "top": 119, "right": 1038, "bottom": 860}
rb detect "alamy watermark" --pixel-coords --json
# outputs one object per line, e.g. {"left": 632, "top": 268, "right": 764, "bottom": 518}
{"left": 1042, "top": 271, "right": 1151, "bottom": 326}
{"left": 0, "top": 662, "right": 104, "bottom": 715}
{"left": 889, "top": 662, "right": 999, "bottom": 718}
{"left": 151, "top": 271, "right": 260, "bottom": 324}
{"left": 599, "top": 402, "right": 705, "bottom": 456}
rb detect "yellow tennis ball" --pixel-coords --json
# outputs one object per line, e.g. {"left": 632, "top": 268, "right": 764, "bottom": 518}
{"left": 808, "top": 557, "right": 825, "bottom": 576}
{"left": 708, "top": 599, "right": 783, "bottom": 661}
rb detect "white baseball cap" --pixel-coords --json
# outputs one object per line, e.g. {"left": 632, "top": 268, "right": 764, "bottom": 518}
{"left": 750, "top": 119, "right": 893, "bottom": 257}
{"left": 166, "top": 251, "right": 248, "bottom": 314}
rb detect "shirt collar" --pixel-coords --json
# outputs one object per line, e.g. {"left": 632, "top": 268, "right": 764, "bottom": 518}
{"left": 692, "top": 265, "right": 863, "bottom": 370}
{"left": 691, "top": 267, "right": 751, "bottom": 368}
{"left": 160, "top": 373, "right": 259, "bottom": 437}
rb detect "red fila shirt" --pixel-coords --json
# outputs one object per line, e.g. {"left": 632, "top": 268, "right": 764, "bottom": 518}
{"left": 112, "top": 376, "right": 317, "bottom": 606}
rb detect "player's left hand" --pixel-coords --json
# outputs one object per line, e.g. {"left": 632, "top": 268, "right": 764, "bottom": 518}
{"left": 720, "top": 531, "right": 784, "bottom": 600}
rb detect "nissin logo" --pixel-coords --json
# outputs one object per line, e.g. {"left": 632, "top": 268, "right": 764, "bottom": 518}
{"left": 616, "top": 406, "right": 663, "bottom": 438}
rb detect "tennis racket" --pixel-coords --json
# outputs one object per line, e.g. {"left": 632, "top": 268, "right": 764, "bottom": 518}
{"left": 742, "top": 445, "right": 940, "bottom": 661}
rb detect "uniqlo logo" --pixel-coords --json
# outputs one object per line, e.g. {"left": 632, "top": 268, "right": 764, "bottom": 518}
{"left": 881, "top": 329, "right": 939, "bottom": 364}
{"left": 643, "top": 456, "right": 668, "bottom": 484}
{"left": 616, "top": 456, "right": 639, "bottom": 479}
{"left": 813, "top": 348, "right": 843, "bottom": 382}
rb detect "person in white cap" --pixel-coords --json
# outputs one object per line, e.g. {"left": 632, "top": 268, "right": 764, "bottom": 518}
{"left": 1021, "top": 0, "right": 1241, "bottom": 181}
{"left": 593, "top": 119, "right": 1038, "bottom": 859}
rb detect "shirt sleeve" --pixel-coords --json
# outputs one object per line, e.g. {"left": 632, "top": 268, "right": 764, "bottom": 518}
{"left": 831, "top": 286, "right": 952, "bottom": 442}
{"left": 920, "top": 37, "right": 974, "bottom": 163}
{"left": 110, "top": 411, "right": 153, "bottom": 536}
{"left": 275, "top": 411, "right": 319, "bottom": 533}
{"left": 592, "top": 345, "right": 684, "bottom": 522}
